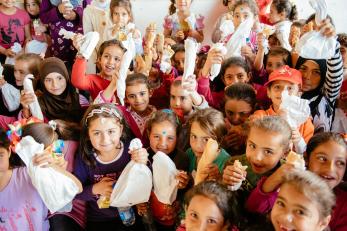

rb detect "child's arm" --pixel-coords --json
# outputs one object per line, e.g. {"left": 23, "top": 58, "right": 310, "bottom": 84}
{"left": 211, "top": 15, "right": 224, "bottom": 43}
{"left": 0, "top": 46, "right": 15, "bottom": 58}
{"left": 24, "top": 23, "right": 32, "bottom": 43}
{"left": 261, "top": 163, "right": 294, "bottom": 193}
{"left": 39, "top": 0, "right": 61, "bottom": 24}
{"left": 254, "top": 33, "right": 266, "bottom": 71}
{"left": 183, "top": 75, "right": 209, "bottom": 109}
{"left": 71, "top": 56, "right": 94, "bottom": 91}
{"left": 246, "top": 176, "right": 279, "bottom": 214}
{"left": 188, "top": 29, "right": 204, "bottom": 43}
{"left": 94, "top": 73, "right": 117, "bottom": 104}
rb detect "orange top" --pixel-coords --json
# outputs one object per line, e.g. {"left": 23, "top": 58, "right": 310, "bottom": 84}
{"left": 252, "top": 107, "right": 314, "bottom": 143}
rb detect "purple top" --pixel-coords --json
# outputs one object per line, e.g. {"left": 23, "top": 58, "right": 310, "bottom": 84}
{"left": 73, "top": 141, "right": 131, "bottom": 222}
{"left": 39, "top": 0, "right": 90, "bottom": 66}
{"left": 0, "top": 167, "right": 49, "bottom": 231}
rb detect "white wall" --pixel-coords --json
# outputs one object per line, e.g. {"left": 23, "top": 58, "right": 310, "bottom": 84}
{"left": 132, "top": 0, "right": 347, "bottom": 45}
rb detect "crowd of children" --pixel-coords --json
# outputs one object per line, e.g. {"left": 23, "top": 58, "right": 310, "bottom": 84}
{"left": 0, "top": 0, "right": 346, "bottom": 230}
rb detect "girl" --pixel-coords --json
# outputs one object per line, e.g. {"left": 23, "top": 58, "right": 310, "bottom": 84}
{"left": 222, "top": 116, "right": 292, "bottom": 229}
{"left": 103, "top": 0, "right": 142, "bottom": 52}
{"left": 137, "top": 110, "right": 189, "bottom": 230}
{"left": 178, "top": 181, "right": 237, "bottom": 231}
{"left": 39, "top": 0, "right": 89, "bottom": 70}
{"left": 0, "top": 0, "right": 32, "bottom": 64}
{"left": 24, "top": 0, "right": 49, "bottom": 44}
{"left": 252, "top": 66, "right": 314, "bottom": 154}
{"left": 20, "top": 57, "right": 88, "bottom": 122}
{"left": 73, "top": 103, "right": 148, "bottom": 231}
{"left": 71, "top": 39, "right": 126, "bottom": 100}
{"left": 295, "top": 19, "right": 343, "bottom": 132}
{"left": 19, "top": 120, "right": 85, "bottom": 230}
{"left": 222, "top": 83, "right": 257, "bottom": 156}
{"left": 268, "top": 0, "right": 298, "bottom": 51}
{"left": 271, "top": 170, "right": 334, "bottom": 231}
{"left": 94, "top": 73, "right": 156, "bottom": 144}
{"left": 163, "top": 0, "right": 204, "bottom": 43}
{"left": 0, "top": 53, "right": 41, "bottom": 116}
{"left": 186, "top": 108, "right": 230, "bottom": 183}
{"left": 0, "top": 128, "right": 50, "bottom": 230}
{"left": 83, "top": 0, "right": 112, "bottom": 74}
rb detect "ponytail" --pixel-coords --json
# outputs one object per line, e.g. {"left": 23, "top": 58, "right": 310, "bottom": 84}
{"left": 169, "top": 0, "right": 176, "bottom": 15}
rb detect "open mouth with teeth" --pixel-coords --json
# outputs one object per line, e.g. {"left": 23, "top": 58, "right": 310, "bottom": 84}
{"left": 279, "top": 224, "right": 295, "bottom": 231}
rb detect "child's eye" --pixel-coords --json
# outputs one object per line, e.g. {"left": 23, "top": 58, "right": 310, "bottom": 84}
{"left": 313, "top": 70, "right": 321, "bottom": 75}
{"left": 180, "top": 96, "right": 186, "bottom": 101}
{"left": 294, "top": 209, "right": 306, "bottom": 216}
{"left": 93, "top": 132, "right": 100, "bottom": 136}
{"left": 114, "top": 57, "right": 121, "bottom": 62}
{"left": 190, "top": 212, "right": 198, "bottom": 219}
{"left": 203, "top": 138, "right": 209, "bottom": 143}
{"left": 190, "top": 134, "right": 197, "bottom": 140}
{"left": 276, "top": 200, "right": 285, "bottom": 207}
{"left": 248, "top": 143, "right": 256, "bottom": 149}
{"left": 336, "top": 160, "right": 346, "bottom": 167}
{"left": 207, "top": 218, "right": 217, "bottom": 224}
{"left": 317, "top": 156, "right": 327, "bottom": 162}
{"left": 170, "top": 95, "right": 175, "bottom": 100}
{"left": 237, "top": 74, "right": 244, "bottom": 80}
{"left": 58, "top": 76, "right": 63, "bottom": 80}
{"left": 264, "top": 150, "right": 273, "bottom": 155}
{"left": 153, "top": 135, "right": 159, "bottom": 139}
{"left": 140, "top": 92, "right": 146, "bottom": 96}
{"left": 108, "top": 130, "right": 116, "bottom": 135}
{"left": 168, "top": 136, "right": 175, "bottom": 141}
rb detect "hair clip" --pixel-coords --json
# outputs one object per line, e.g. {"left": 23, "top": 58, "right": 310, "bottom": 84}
{"left": 48, "top": 120, "right": 57, "bottom": 131}
{"left": 86, "top": 107, "right": 122, "bottom": 123}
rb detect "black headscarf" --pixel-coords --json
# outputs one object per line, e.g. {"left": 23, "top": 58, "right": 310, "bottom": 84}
{"left": 38, "top": 57, "right": 82, "bottom": 122}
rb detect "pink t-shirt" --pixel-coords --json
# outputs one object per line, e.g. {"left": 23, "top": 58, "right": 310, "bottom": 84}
{"left": 0, "top": 7, "right": 30, "bottom": 49}
{"left": 0, "top": 167, "right": 49, "bottom": 231}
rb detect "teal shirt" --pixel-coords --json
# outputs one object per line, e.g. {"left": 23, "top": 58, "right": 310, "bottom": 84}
{"left": 186, "top": 148, "right": 230, "bottom": 173}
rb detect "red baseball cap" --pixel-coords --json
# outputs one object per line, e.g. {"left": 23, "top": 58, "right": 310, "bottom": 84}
{"left": 265, "top": 65, "right": 302, "bottom": 87}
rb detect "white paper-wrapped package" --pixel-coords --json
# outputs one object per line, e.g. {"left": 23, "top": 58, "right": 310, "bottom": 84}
{"left": 280, "top": 89, "right": 311, "bottom": 128}
{"left": 25, "top": 40, "right": 48, "bottom": 56}
{"left": 23, "top": 74, "right": 44, "bottom": 120}
{"left": 152, "top": 151, "right": 178, "bottom": 205}
{"left": 225, "top": 18, "right": 253, "bottom": 58}
{"left": 219, "top": 15, "right": 234, "bottom": 40}
{"left": 210, "top": 43, "right": 227, "bottom": 81}
{"left": 1, "top": 83, "right": 20, "bottom": 112}
{"left": 160, "top": 46, "right": 174, "bottom": 73}
{"left": 182, "top": 38, "right": 199, "bottom": 81}
{"left": 117, "top": 34, "right": 135, "bottom": 105}
{"left": 15, "top": 136, "right": 81, "bottom": 213}
{"left": 295, "top": 0, "right": 336, "bottom": 59}
{"left": 5, "top": 42, "right": 22, "bottom": 65}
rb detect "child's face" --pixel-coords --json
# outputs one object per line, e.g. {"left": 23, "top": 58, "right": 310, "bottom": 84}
{"left": 233, "top": 4, "right": 254, "bottom": 28}
{"left": 14, "top": 60, "right": 31, "bottom": 86}
{"left": 190, "top": 121, "right": 212, "bottom": 158}
{"left": 246, "top": 127, "right": 286, "bottom": 174}
{"left": 170, "top": 84, "right": 193, "bottom": 116}
{"left": 44, "top": 73, "right": 67, "bottom": 96}
{"left": 266, "top": 55, "right": 285, "bottom": 74}
{"left": 298, "top": 60, "right": 321, "bottom": 92}
{"left": 308, "top": 140, "right": 347, "bottom": 189}
{"left": 88, "top": 117, "right": 123, "bottom": 156}
{"left": 223, "top": 65, "right": 250, "bottom": 87}
{"left": 271, "top": 183, "right": 330, "bottom": 231}
{"left": 340, "top": 45, "right": 347, "bottom": 67}
{"left": 149, "top": 120, "right": 177, "bottom": 155}
{"left": 269, "top": 4, "right": 284, "bottom": 24}
{"left": 267, "top": 80, "right": 300, "bottom": 109}
{"left": 185, "top": 195, "right": 227, "bottom": 231}
{"left": 225, "top": 98, "right": 253, "bottom": 126}
{"left": 112, "top": 6, "right": 130, "bottom": 27}
{"left": 0, "top": 147, "right": 10, "bottom": 172}
{"left": 176, "top": 0, "right": 191, "bottom": 11}
{"left": 0, "top": 0, "right": 16, "bottom": 8}
{"left": 98, "top": 45, "right": 123, "bottom": 79}
{"left": 25, "top": 0, "right": 40, "bottom": 16}
{"left": 173, "top": 51, "right": 185, "bottom": 74}
{"left": 126, "top": 83, "right": 150, "bottom": 114}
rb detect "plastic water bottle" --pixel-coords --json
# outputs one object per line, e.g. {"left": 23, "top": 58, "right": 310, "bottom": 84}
{"left": 142, "top": 210, "right": 157, "bottom": 231}
{"left": 118, "top": 206, "right": 136, "bottom": 226}
{"left": 246, "top": 37, "right": 255, "bottom": 53}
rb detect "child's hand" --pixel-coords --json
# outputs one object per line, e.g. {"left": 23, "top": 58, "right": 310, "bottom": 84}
{"left": 262, "top": 163, "right": 295, "bottom": 193}
{"left": 291, "top": 128, "right": 302, "bottom": 145}
{"left": 176, "top": 170, "right": 189, "bottom": 189}
{"left": 92, "top": 177, "right": 115, "bottom": 197}
{"left": 182, "top": 75, "right": 197, "bottom": 93}
{"left": 4, "top": 48, "right": 15, "bottom": 58}
{"left": 136, "top": 202, "right": 149, "bottom": 216}
{"left": 175, "top": 30, "right": 185, "bottom": 41}
{"left": 222, "top": 130, "right": 245, "bottom": 149}
{"left": 222, "top": 163, "right": 247, "bottom": 186}
{"left": 130, "top": 148, "right": 149, "bottom": 164}
{"left": 241, "top": 45, "right": 254, "bottom": 61}
{"left": 201, "top": 163, "right": 220, "bottom": 181}
{"left": 32, "top": 150, "right": 67, "bottom": 169}
{"left": 72, "top": 33, "right": 84, "bottom": 51}
{"left": 204, "top": 48, "right": 224, "bottom": 71}
{"left": 0, "top": 77, "right": 6, "bottom": 87}
{"left": 256, "top": 33, "right": 266, "bottom": 51}
{"left": 317, "top": 19, "right": 336, "bottom": 38}
{"left": 20, "top": 90, "right": 36, "bottom": 108}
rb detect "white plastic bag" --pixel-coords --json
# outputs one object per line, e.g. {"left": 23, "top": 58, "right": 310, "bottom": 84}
{"left": 210, "top": 43, "right": 227, "bottom": 81}
{"left": 23, "top": 74, "right": 44, "bottom": 120}
{"left": 225, "top": 18, "right": 253, "bottom": 58}
{"left": 5, "top": 42, "right": 22, "bottom": 65}
{"left": 110, "top": 138, "right": 152, "bottom": 207}
{"left": 219, "top": 15, "right": 234, "bottom": 40}
{"left": 1, "top": 83, "right": 20, "bottom": 111}
{"left": 185, "top": 13, "right": 196, "bottom": 29}
{"left": 152, "top": 151, "right": 178, "bottom": 205}
{"left": 15, "top": 136, "right": 80, "bottom": 213}
{"left": 279, "top": 89, "right": 311, "bottom": 128}
{"left": 295, "top": 0, "right": 336, "bottom": 59}
{"left": 25, "top": 40, "right": 48, "bottom": 56}
{"left": 160, "top": 46, "right": 174, "bottom": 73}
{"left": 182, "top": 38, "right": 199, "bottom": 81}
{"left": 117, "top": 34, "right": 135, "bottom": 105}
